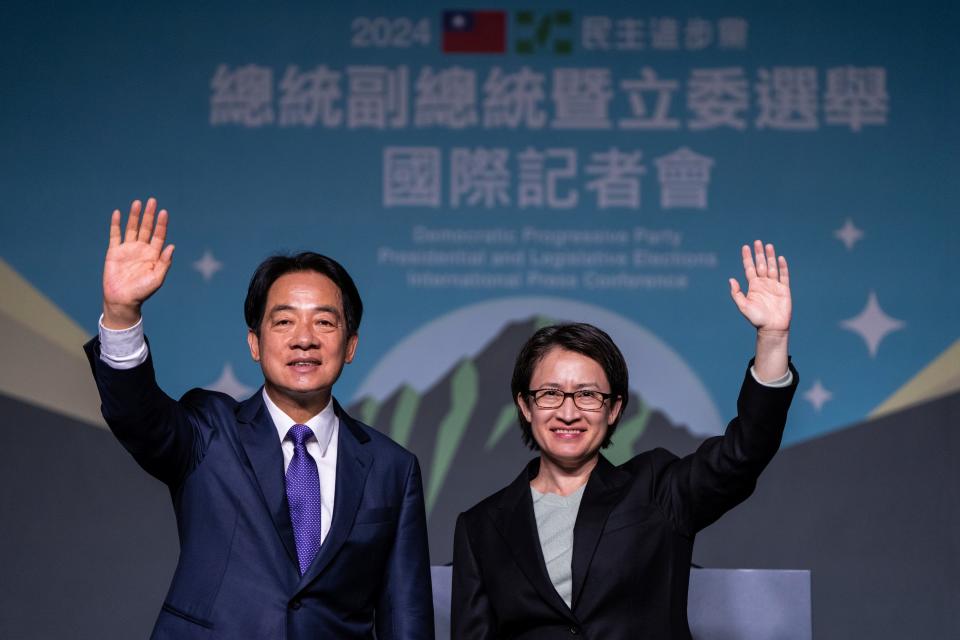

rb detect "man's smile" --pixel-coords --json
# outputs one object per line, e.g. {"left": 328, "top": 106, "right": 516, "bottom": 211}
{"left": 288, "top": 358, "right": 321, "bottom": 371}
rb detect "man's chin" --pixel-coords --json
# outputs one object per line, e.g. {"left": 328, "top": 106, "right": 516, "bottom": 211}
{"left": 265, "top": 383, "right": 332, "bottom": 404}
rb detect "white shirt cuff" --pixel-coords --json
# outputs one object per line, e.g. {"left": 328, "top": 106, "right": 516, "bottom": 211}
{"left": 98, "top": 314, "right": 149, "bottom": 369}
{"left": 750, "top": 366, "right": 793, "bottom": 388}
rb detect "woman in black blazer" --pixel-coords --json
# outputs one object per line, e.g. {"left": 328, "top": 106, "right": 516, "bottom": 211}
{"left": 452, "top": 241, "right": 798, "bottom": 640}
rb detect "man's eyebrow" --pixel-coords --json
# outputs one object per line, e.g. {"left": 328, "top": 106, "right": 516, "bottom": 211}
{"left": 268, "top": 304, "right": 342, "bottom": 317}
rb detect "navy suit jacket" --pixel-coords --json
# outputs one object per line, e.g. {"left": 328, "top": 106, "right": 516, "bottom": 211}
{"left": 85, "top": 338, "right": 434, "bottom": 640}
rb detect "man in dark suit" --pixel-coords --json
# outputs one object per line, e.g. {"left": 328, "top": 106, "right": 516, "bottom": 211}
{"left": 452, "top": 241, "right": 797, "bottom": 639}
{"left": 86, "top": 198, "right": 434, "bottom": 639}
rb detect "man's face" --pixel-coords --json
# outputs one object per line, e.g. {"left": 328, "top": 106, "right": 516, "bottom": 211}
{"left": 518, "top": 347, "right": 622, "bottom": 470}
{"left": 247, "top": 271, "right": 358, "bottom": 413}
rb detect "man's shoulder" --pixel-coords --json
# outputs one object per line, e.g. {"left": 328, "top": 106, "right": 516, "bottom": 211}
{"left": 338, "top": 408, "right": 418, "bottom": 463}
{"left": 180, "top": 386, "right": 243, "bottom": 411}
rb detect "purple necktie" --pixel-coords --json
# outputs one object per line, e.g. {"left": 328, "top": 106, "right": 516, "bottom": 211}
{"left": 285, "top": 424, "right": 322, "bottom": 575}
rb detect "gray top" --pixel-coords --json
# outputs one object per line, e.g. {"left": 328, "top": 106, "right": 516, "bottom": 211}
{"left": 530, "top": 483, "right": 587, "bottom": 608}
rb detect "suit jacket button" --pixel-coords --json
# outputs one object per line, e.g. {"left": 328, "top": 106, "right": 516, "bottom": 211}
{"left": 289, "top": 599, "right": 302, "bottom": 610}
{"left": 568, "top": 627, "right": 580, "bottom": 635}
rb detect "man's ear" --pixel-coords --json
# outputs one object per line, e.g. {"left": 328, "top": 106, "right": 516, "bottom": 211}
{"left": 344, "top": 333, "right": 359, "bottom": 364}
{"left": 247, "top": 329, "right": 261, "bottom": 362}
{"left": 517, "top": 392, "right": 533, "bottom": 423}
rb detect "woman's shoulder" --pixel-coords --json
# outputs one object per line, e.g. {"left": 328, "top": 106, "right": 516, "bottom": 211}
{"left": 458, "top": 463, "right": 536, "bottom": 529}
{"left": 461, "top": 486, "right": 509, "bottom": 520}
{"left": 616, "top": 447, "right": 684, "bottom": 473}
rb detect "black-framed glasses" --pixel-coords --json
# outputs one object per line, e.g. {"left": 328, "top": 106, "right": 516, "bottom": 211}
{"left": 526, "top": 388, "right": 616, "bottom": 411}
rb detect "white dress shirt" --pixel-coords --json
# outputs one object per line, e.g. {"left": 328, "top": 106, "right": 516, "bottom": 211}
{"left": 262, "top": 388, "right": 338, "bottom": 544}
{"left": 98, "top": 315, "right": 338, "bottom": 544}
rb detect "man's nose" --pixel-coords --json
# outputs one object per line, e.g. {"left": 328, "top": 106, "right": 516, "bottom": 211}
{"left": 291, "top": 323, "right": 319, "bottom": 348}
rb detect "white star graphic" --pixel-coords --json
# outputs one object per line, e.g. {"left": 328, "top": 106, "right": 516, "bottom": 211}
{"left": 193, "top": 250, "right": 223, "bottom": 282}
{"left": 834, "top": 218, "right": 864, "bottom": 251}
{"left": 803, "top": 379, "right": 833, "bottom": 412}
{"left": 452, "top": 13, "right": 466, "bottom": 28}
{"left": 206, "top": 363, "right": 255, "bottom": 400}
{"left": 840, "top": 291, "right": 905, "bottom": 358}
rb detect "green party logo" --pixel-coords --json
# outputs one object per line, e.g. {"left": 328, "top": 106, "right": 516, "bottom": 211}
{"left": 515, "top": 10, "right": 574, "bottom": 55}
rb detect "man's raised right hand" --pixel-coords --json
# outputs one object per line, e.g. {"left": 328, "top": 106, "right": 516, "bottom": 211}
{"left": 102, "top": 198, "right": 174, "bottom": 329}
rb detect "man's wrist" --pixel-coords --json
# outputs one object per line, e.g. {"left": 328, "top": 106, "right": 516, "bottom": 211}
{"left": 102, "top": 302, "right": 142, "bottom": 330}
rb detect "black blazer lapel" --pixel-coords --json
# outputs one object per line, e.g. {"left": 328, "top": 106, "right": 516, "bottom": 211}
{"left": 493, "top": 459, "right": 578, "bottom": 622}
{"left": 297, "top": 400, "right": 372, "bottom": 589}
{"left": 235, "top": 389, "right": 299, "bottom": 569}
{"left": 570, "top": 455, "right": 629, "bottom": 609}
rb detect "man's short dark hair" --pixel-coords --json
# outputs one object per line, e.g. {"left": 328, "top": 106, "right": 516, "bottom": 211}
{"left": 510, "top": 323, "right": 629, "bottom": 450}
{"left": 244, "top": 252, "right": 363, "bottom": 337}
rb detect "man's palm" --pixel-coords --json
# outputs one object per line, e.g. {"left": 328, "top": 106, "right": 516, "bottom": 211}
{"left": 102, "top": 198, "right": 174, "bottom": 311}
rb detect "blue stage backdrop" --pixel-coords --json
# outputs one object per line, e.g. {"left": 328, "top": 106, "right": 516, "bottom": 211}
{"left": 1, "top": 2, "right": 957, "bottom": 639}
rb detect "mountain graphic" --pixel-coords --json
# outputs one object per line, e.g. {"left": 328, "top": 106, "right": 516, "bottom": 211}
{"left": 347, "top": 316, "right": 705, "bottom": 562}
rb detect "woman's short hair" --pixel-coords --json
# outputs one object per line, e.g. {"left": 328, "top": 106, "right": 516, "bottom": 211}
{"left": 510, "top": 322, "right": 629, "bottom": 450}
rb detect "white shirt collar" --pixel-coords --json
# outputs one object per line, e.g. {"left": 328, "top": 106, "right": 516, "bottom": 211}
{"left": 261, "top": 388, "right": 338, "bottom": 455}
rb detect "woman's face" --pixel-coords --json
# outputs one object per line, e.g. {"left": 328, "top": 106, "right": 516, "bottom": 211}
{"left": 518, "top": 347, "right": 623, "bottom": 471}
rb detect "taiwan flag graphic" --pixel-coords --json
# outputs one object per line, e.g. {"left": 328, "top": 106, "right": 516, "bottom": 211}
{"left": 442, "top": 10, "right": 506, "bottom": 53}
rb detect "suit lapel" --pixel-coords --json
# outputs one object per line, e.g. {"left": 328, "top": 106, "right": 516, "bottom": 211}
{"left": 297, "top": 400, "right": 372, "bottom": 589}
{"left": 235, "top": 389, "right": 299, "bottom": 568}
{"left": 570, "top": 455, "right": 629, "bottom": 609}
{"left": 492, "top": 459, "right": 577, "bottom": 621}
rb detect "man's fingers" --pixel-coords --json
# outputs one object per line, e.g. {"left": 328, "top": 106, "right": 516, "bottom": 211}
{"left": 753, "top": 239, "right": 767, "bottom": 277}
{"left": 741, "top": 244, "right": 757, "bottom": 281}
{"left": 729, "top": 278, "right": 748, "bottom": 312}
{"left": 124, "top": 200, "right": 142, "bottom": 243}
{"left": 138, "top": 198, "right": 157, "bottom": 243}
{"left": 108, "top": 210, "right": 122, "bottom": 248}
{"left": 155, "top": 245, "right": 176, "bottom": 284}
{"left": 729, "top": 277, "right": 741, "bottom": 296}
{"left": 160, "top": 243, "right": 175, "bottom": 264}
{"left": 765, "top": 243, "right": 778, "bottom": 279}
{"left": 778, "top": 255, "right": 789, "bottom": 287}
{"left": 150, "top": 209, "right": 169, "bottom": 249}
